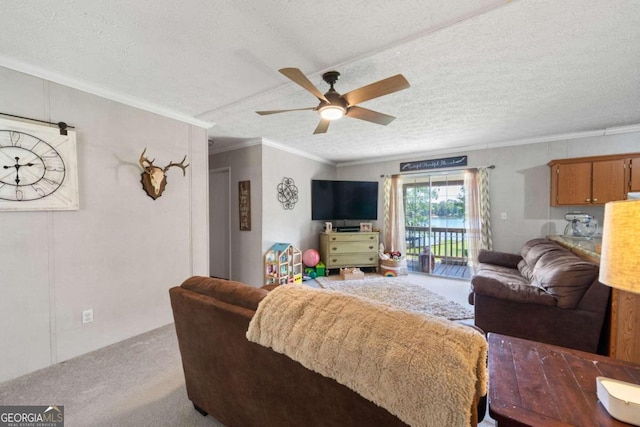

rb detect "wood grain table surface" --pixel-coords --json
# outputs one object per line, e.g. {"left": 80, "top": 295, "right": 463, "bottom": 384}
{"left": 488, "top": 333, "right": 640, "bottom": 427}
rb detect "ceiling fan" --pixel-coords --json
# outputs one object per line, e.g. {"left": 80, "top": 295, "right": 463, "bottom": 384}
{"left": 256, "top": 68, "right": 410, "bottom": 134}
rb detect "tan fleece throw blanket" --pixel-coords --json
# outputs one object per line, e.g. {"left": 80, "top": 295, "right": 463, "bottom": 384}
{"left": 246, "top": 285, "right": 487, "bottom": 427}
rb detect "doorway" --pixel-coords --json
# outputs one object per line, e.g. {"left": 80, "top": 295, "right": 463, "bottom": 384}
{"left": 209, "top": 168, "right": 231, "bottom": 279}
{"left": 403, "top": 172, "right": 470, "bottom": 279}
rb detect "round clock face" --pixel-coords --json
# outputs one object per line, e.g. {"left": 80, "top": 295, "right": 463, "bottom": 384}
{"left": 0, "top": 130, "right": 66, "bottom": 201}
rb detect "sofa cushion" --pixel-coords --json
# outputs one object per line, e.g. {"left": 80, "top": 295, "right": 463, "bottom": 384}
{"left": 517, "top": 260, "right": 534, "bottom": 282}
{"left": 532, "top": 251, "right": 598, "bottom": 309}
{"left": 520, "top": 238, "right": 548, "bottom": 259}
{"left": 471, "top": 262, "right": 556, "bottom": 306}
{"left": 521, "top": 238, "right": 566, "bottom": 270}
{"left": 471, "top": 274, "right": 556, "bottom": 306}
{"left": 477, "top": 249, "right": 522, "bottom": 269}
{"left": 475, "top": 262, "right": 521, "bottom": 277}
{"left": 180, "top": 276, "right": 268, "bottom": 311}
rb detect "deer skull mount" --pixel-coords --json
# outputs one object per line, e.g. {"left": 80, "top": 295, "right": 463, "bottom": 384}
{"left": 139, "top": 148, "right": 189, "bottom": 200}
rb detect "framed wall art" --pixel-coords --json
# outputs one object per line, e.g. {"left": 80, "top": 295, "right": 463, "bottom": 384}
{"left": 360, "top": 223, "right": 373, "bottom": 232}
{"left": 239, "top": 180, "right": 251, "bottom": 231}
{"left": 0, "top": 117, "right": 79, "bottom": 211}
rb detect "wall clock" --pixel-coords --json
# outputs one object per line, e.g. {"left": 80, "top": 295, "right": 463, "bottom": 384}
{"left": 0, "top": 117, "right": 79, "bottom": 211}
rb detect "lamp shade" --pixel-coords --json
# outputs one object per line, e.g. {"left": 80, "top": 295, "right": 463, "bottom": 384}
{"left": 599, "top": 200, "right": 640, "bottom": 294}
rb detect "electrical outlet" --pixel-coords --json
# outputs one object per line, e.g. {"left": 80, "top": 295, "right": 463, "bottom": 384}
{"left": 501, "top": 212, "right": 508, "bottom": 220}
{"left": 82, "top": 309, "right": 93, "bottom": 324}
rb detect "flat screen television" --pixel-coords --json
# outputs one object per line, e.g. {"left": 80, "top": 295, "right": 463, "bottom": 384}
{"left": 311, "top": 180, "right": 378, "bottom": 221}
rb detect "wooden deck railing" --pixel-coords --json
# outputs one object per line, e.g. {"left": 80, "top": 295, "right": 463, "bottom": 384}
{"left": 405, "top": 226, "right": 468, "bottom": 266}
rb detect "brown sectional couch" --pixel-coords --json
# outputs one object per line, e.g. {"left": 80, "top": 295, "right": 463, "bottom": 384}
{"left": 170, "top": 276, "right": 486, "bottom": 427}
{"left": 469, "top": 238, "right": 610, "bottom": 353}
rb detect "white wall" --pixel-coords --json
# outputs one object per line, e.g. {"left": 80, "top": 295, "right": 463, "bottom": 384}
{"left": 261, "top": 144, "right": 335, "bottom": 255}
{"left": 0, "top": 66, "right": 209, "bottom": 382}
{"left": 338, "top": 133, "right": 640, "bottom": 253}
{"left": 209, "top": 143, "right": 335, "bottom": 286}
{"left": 209, "top": 145, "right": 264, "bottom": 286}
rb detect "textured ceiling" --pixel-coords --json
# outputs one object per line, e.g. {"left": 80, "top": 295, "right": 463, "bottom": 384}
{"left": 1, "top": 0, "right": 639, "bottom": 164}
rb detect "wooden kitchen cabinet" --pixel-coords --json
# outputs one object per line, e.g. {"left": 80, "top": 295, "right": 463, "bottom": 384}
{"left": 591, "top": 158, "right": 627, "bottom": 203}
{"left": 549, "top": 153, "right": 639, "bottom": 206}
{"left": 631, "top": 156, "right": 640, "bottom": 191}
{"left": 552, "top": 162, "right": 593, "bottom": 205}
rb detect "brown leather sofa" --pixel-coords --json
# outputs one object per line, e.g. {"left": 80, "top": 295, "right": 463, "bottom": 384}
{"left": 170, "top": 276, "right": 486, "bottom": 427}
{"left": 468, "top": 238, "right": 610, "bottom": 353}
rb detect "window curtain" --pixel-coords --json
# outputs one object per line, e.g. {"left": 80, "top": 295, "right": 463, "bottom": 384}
{"left": 384, "top": 175, "right": 408, "bottom": 273}
{"left": 464, "top": 167, "right": 493, "bottom": 271}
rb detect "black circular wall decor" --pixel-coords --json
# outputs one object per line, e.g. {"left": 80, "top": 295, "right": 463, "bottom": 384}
{"left": 277, "top": 177, "right": 298, "bottom": 210}
{"left": 0, "top": 130, "right": 66, "bottom": 201}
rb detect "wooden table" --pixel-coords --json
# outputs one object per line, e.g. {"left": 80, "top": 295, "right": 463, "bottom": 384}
{"left": 488, "top": 333, "right": 640, "bottom": 426}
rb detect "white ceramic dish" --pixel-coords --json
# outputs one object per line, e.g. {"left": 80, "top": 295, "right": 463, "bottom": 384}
{"left": 596, "top": 376, "right": 640, "bottom": 426}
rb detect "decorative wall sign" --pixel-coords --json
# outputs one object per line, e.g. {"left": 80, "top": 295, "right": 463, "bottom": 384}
{"left": 239, "top": 180, "right": 251, "bottom": 231}
{"left": 400, "top": 155, "right": 467, "bottom": 172}
{"left": 277, "top": 177, "right": 298, "bottom": 210}
{"left": 0, "top": 117, "right": 79, "bottom": 211}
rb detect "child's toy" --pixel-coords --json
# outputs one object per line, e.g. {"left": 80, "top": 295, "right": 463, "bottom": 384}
{"left": 340, "top": 267, "right": 364, "bottom": 280}
{"left": 315, "top": 261, "right": 326, "bottom": 277}
{"left": 302, "top": 249, "right": 320, "bottom": 267}
{"left": 264, "top": 243, "right": 303, "bottom": 285}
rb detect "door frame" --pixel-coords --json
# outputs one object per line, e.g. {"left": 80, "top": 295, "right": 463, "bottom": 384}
{"left": 209, "top": 167, "right": 232, "bottom": 279}
{"left": 402, "top": 172, "right": 469, "bottom": 278}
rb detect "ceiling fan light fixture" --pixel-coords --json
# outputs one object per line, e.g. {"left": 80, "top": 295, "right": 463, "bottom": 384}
{"left": 318, "top": 105, "right": 345, "bottom": 121}
{"left": 256, "top": 68, "right": 410, "bottom": 134}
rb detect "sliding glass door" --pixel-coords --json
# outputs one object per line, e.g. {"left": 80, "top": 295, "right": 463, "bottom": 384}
{"left": 403, "top": 173, "right": 470, "bottom": 279}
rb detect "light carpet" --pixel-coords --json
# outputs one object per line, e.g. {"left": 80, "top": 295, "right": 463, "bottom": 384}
{"left": 0, "top": 324, "right": 221, "bottom": 427}
{"left": 316, "top": 274, "right": 474, "bottom": 320}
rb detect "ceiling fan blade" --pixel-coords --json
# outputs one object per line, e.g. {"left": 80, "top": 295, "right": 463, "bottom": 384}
{"left": 346, "top": 106, "right": 396, "bottom": 125}
{"left": 256, "top": 107, "right": 317, "bottom": 115}
{"left": 313, "top": 119, "right": 330, "bottom": 134}
{"left": 342, "top": 74, "right": 410, "bottom": 106}
{"left": 279, "top": 68, "right": 329, "bottom": 103}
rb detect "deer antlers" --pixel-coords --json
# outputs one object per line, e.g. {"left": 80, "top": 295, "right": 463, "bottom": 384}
{"left": 163, "top": 155, "right": 189, "bottom": 175}
{"left": 138, "top": 148, "right": 190, "bottom": 200}
{"left": 139, "top": 148, "right": 189, "bottom": 174}
{"left": 139, "top": 148, "right": 155, "bottom": 171}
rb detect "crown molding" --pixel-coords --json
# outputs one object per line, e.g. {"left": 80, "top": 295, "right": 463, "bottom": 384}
{"left": 336, "top": 124, "right": 640, "bottom": 167}
{"left": 261, "top": 139, "right": 334, "bottom": 165}
{"left": 0, "top": 55, "right": 214, "bottom": 129}
{"left": 208, "top": 137, "right": 334, "bottom": 165}
{"left": 208, "top": 138, "right": 263, "bottom": 154}
{"left": 603, "top": 123, "right": 640, "bottom": 135}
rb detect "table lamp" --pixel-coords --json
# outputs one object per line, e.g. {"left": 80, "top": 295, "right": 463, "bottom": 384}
{"left": 597, "top": 199, "right": 640, "bottom": 426}
{"left": 599, "top": 199, "right": 640, "bottom": 294}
